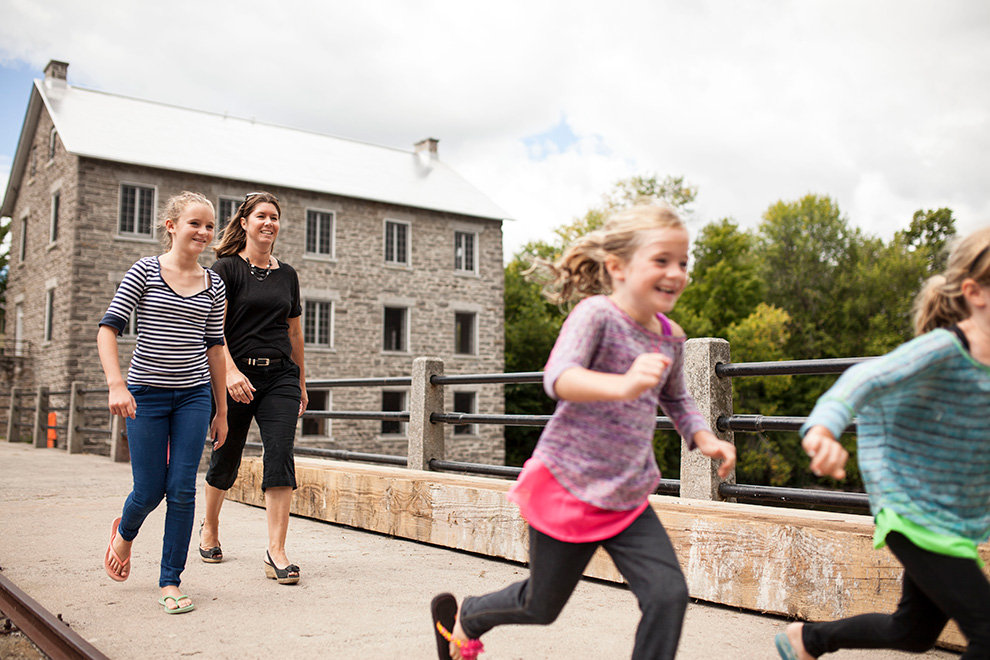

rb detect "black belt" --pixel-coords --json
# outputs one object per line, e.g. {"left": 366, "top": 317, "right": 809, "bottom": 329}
{"left": 239, "top": 357, "right": 289, "bottom": 367}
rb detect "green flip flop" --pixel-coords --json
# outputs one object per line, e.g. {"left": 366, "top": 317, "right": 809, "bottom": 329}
{"left": 158, "top": 594, "right": 195, "bottom": 615}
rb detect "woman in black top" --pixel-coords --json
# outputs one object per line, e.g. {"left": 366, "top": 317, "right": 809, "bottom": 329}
{"left": 200, "top": 191, "right": 307, "bottom": 584}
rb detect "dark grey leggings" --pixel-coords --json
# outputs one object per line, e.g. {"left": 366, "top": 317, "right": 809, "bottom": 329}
{"left": 803, "top": 532, "right": 990, "bottom": 659}
{"left": 459, "top": 506, "right": 689, "bottom": 660}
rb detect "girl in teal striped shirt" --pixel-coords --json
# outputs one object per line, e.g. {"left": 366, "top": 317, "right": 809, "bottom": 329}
{"left": 776, "top": 227, "right": 990, "bottom": 659}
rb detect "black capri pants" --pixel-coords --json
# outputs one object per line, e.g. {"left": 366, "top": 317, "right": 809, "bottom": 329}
{"left": 206, "top": 359, "right": 301, "bottom": 492}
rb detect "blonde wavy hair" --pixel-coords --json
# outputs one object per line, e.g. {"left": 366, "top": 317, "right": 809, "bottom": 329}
{"left": 913, "top": 226, "right": 990, "bottom": 335}
{"left": 537, "top": 204, "right": 686, "bottom": 305}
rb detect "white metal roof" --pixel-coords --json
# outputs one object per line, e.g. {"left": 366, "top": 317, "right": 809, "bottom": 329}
{"left": 25, "top": 80, "right": 509, "bottom": 221}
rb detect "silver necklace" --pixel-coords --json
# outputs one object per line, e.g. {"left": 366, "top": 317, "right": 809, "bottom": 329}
{"left": 244, "top": 255, "right": 272, "bottom": 281}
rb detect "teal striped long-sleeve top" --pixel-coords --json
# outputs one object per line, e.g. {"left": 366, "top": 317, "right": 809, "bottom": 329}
{"left": 801, "top": 329, "right": 990, "bottom": 543}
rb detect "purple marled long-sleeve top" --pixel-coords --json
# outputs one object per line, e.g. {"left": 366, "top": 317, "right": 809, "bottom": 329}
{"left": 534, "top": 295, "right": 710, "bottom": 510}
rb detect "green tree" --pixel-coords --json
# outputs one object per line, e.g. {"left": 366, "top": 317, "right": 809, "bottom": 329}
{"left": 901, "top": 208, "right": 956, "bottom": 275}
{"left": 676, "top": 218, "right": 764, "bottom": 338}
{"left": 553, "top": 174, "right": 698, "bottom": 248}
{"left": 503, "top": 252, "right": 564, "bottom": 465}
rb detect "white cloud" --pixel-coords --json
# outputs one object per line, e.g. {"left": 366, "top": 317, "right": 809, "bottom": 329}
{"left": 0, "top": 0, "right": 987, "bottom": 256}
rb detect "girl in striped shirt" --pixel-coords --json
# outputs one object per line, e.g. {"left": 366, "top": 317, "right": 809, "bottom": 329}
{"left": 431, "top": 204, "right": 736, "bottom": 660}
{"left": 776, "top": 227, "right": 990, "bottom": 659}
{"left": 98, "top": 191, "right": 227, "bottom": 615}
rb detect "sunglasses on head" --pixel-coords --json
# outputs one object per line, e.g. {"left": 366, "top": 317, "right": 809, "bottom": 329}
{"left": 243, "top": 192, "right": 278, "bottom": 203}
{"left": 969, "top": 245, "right": 990, "bottom": 275}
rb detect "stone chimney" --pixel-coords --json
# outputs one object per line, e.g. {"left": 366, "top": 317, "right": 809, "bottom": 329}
{"left": 414, "top": 138, "right": 439, "bottom": 159}
{"left": 44, "top": 60, "right": 68, "bottom": 88}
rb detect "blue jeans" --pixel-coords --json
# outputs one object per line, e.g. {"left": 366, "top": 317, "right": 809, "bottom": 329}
{"left": 459, "top": 506, "right": 689, "bottom": 660}
{"left": 118, "top": 384, "right": 211, "bottom": 588}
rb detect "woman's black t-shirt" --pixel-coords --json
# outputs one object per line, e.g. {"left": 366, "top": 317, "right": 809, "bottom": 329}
{"left": 212, "top": 256, "right": 302, "bottom": 360}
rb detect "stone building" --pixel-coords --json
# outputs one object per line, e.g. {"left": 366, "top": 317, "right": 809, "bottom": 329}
{"left": 0, "top": 61, "right": 508, "bottom": 463}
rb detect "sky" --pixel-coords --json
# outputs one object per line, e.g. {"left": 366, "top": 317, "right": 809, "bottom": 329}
{"left": 1, "top": 0, "right": 988, "bottom": 260}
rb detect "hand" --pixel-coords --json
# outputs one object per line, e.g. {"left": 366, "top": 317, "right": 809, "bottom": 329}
{"left": 693, "top": 431, "right": 736, "bottom": 479}
{"left": 802, "top": 425, "right": 848, "bottom": 480}
{"left": 298, "top": 386, "right": 309, "bottom": 418}
{"left": 209, "top": 414, "right": 228, "bottom": 450}
{"left": 226, "top": 369, "right": 255, "bottom": 404}
{"left": 621, "top": 353, "right": 672, "bottom": 400}
{"left": 107, "top": 383, "right": 136, "bottom": 419}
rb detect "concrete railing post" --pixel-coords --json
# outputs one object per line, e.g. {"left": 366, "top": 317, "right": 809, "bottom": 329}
{"left": 66, "top": 381, "right": 83, "bottom": 454}
{"left": 110, "top": 414, "right": 129, "bottom": 463}
{"left": 32, "top": 386, "right": 50, "bottom": 448}
{"left": 680, "top": 338, "right": 735, "bottom": 500}
{"left": 407, "top": 357, "right": 445, "bottom": 471}
{"left": 6, "top": 387, "right": 19, "bottom": 442}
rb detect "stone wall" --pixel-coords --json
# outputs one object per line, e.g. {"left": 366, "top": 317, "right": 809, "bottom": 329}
{"left": 4, "top": 108, "right": 80, "bottom": 391}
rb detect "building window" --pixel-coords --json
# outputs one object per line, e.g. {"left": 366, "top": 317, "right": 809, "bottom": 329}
{"left": 30, "top": 148, "right": 36, "bottom": 177}
{"left": 19, "top": 217, "right": 27, "bottom": 262}
{"left": 122, "top": 309, "right": 138, "bottom": 337}
{"left": 49, "top": 191, "right": 60, "bottom": 243}
{"left": 14, "top": 305, "right": 24, "bottom": 357}
{"left": 44, "top": 289, "right": 54, "bottom": 342}
{"left": 302, "top": 390, "right": 332, "bottom": 437}
{"left": 305, "top": 209, "right": 334, "bottom": 256}
{"left": 455, "top": 312, "right": 476, "bottom": 355}
{"left": 119, "top": 184, "right": 155, "bottom": 237}
{"left": 455, "top": 231, "right": 476, "bottom": 273}
{"left": 383, "top": 306, "right": 407, "bottom": 352}
{"left": 217, "top": 196, "right": 241, "bottom": 235}
{"left": 384, "top": 219, "right": 409, "bottom": 266}
{"left": 452, "top": 391, "right": 476, "bottom": 435}
{"left": 303, "top": 300, "right": 333, "bottom": 347}
{"left": 48, "top": 127, "right": 57, "bottom": 161}
{"left": 381, "top": 390, "right": 406, "bottom": 435}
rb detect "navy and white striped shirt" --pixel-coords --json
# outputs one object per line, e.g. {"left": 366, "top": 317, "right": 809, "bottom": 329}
{"left": 100, "top": 256, "right": 226, "bottom": 388}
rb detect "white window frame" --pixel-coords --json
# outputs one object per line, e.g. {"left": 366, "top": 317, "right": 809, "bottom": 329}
{"left": 49, "top": 190, "right": 60, "bottom": 245}
{"left": 382, "top": 305, "right": 409, "bottom": 353}
{"left": 383, "top": 218, "right": 411, "bottom": 267}
{"left": 14, "top": 303, "right": 25, "bottom": 357}
{"left": 454, "top": 229, "right": 478, "bottom": 274}
{"left": 118, "top": 183, "right": 157, "bottom": 240}
{"left": 303, "top": 299, "right": 334, "bottom": 348}
{"left": 302, "top": 389, "right": 333, "bottom": 438}
{"left": 452, "top": 390, "right": 477, "bottom": 436}
{"left": 217, "top": 196, "right": 241, "bottom": 236}
{"left": 48, "top": 126, "right": 57, "bottom": 161}
{"left": 454, "top": 311, "right": 477, "bottom": 356}
{"left": 305, "top": 208, "right": 336, "bottom": 258}
{"left": 380, "top": 389, "right": 407, "bottom": 436}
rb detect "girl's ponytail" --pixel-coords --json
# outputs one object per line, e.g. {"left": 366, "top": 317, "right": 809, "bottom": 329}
{"left": 912, "top": 227, "right": 990, "bottom": 335}
{"left": 913, "top": 274, "right": 966, "bottom": 335}
{"left": 541, "top": 231, "right": 611, "bottom": 305}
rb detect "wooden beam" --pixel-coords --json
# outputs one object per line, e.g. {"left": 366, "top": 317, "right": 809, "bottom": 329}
{"left": 227, "top": 457, "right": 987, "bottom": 649}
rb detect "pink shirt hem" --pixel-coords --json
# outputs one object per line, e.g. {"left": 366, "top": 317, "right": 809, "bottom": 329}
{"left": 507, "top": 458, "right": 649, "bottom": 543}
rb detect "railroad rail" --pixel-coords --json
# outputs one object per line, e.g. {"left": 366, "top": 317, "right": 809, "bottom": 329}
{"left": 0, "top": 571, "right": 110, "bottom": 660}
